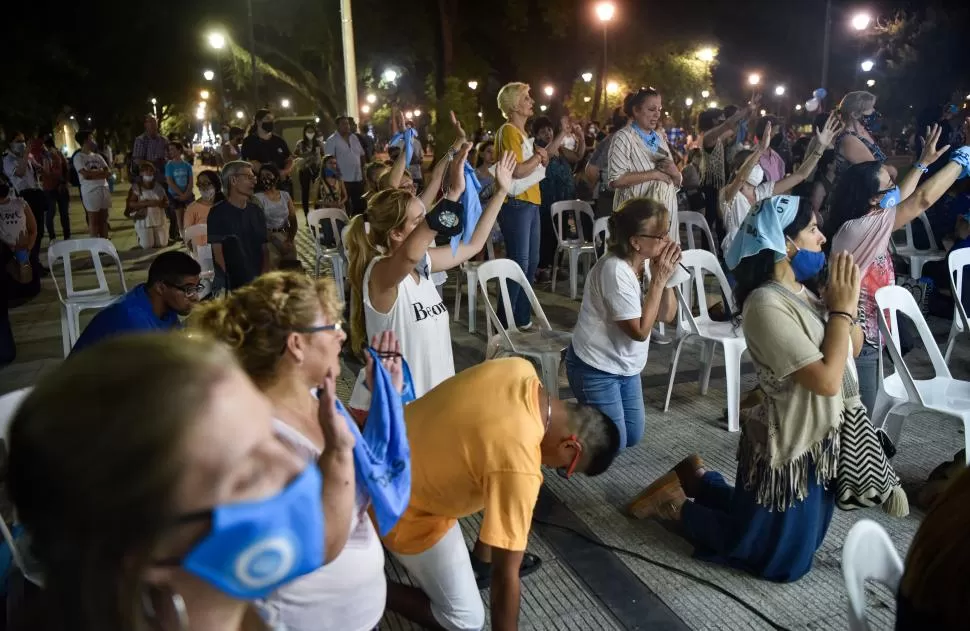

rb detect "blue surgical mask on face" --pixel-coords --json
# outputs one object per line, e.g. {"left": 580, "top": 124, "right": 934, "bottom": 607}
{"left": 323, "top": 168, "right": 337, "bottom": 179}
{"left": 861, "top": 111, "right": 881, "bottom": 133}
{"left": 156, "top": 464, "right": 325, "bottom": 600}
{"left": 879, "top": 186, "right": 900, "bottom": 209}
{"left": 787, "top": 237, "right": 826, "bottom": 282}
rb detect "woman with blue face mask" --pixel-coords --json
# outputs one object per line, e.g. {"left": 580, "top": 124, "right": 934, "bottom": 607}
{"left": 6, "top": 333, "right": 355, "bottom": 631}
{"left": 827, "top": 125, "right": 968, "bottom": 417}
{"left": 630, "top": 196, "right": 872, "bottom": 582}
{"left": 833, "top": 91, "right": 895, "bottom": 189}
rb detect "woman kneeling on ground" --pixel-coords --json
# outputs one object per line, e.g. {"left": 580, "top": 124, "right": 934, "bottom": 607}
{"left": 565, "top": 197, "right": 679, "bottom": 451}
{"left": 629, "top": 195, "right": 867, "bottom": 582}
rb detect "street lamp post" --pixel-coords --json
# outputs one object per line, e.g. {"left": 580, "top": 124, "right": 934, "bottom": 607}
{"left": 245, "top": 0, "right": 259, "bottom": 109}
{"left": 851, "top": 12, "right": 871, "bottom": 85}
{"left": 594, "top": 2, "right": 615, "bottom": 121}
{"left": 339, "top": 0, "right": 359, "bottom": 120}
{"left": 207, "top": 33, "right": 229, "bottom": 117}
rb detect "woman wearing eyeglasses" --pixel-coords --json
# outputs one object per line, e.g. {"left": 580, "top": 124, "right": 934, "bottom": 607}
{"left": 608, "top": 88, "right": 682, "bottom": 239}
{"left": 827, "top": 125, "right": 966, "bottom": 416}
{"left": 565, "top": 198, "right": 679, "bottom": 451}
{"left": 191, "top": 271, "right": 405, "bottom": 631}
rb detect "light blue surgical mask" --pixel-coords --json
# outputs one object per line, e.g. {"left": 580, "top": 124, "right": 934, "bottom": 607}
{"left": 878, "top": 186, "right": 900, "bottom": 210}
{"left": 155, "top": 464, "right": 325, "bottom": 600}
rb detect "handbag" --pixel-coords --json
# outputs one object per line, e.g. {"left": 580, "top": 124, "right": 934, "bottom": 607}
{"left": 490, "top": 124, "right": 545, "bottom": 196}
{"left": 836, "top": 398, "right": 908, "bottom": 516}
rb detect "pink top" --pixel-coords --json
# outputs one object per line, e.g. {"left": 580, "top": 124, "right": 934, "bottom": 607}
{"left": 830, "top": 208, "right": 897, "bottom": 346}
{"left": 759, "top": 148, "right": 786, "bottom": 182}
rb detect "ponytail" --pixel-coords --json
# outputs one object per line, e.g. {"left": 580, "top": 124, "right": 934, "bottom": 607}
{"left": 345, "top": 214, "right": 379, "bottom": 356}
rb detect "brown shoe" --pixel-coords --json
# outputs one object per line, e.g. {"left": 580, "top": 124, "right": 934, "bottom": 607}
{"left": 627, "top": 472, "right": 687, "bottom": 520}
{"left": 673, "top": 454, "right": 706, "bottom": 498}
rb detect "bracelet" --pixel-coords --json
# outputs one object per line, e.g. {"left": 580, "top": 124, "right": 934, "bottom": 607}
{"left": 829, "top": 311, "right": 855, "bottom": 324}
{"left": 914, "top": 162, "right": 929, "bottom": 174}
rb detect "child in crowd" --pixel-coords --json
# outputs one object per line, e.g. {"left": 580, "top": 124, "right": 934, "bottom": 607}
{"left": 72, "top": 130, "right": 112, "bottom": 238}
{"left": 124, "top": 163, "right": 169, "bottom": 249}
{"left": 164, "top": 141, "right": 193, "bottom": 240}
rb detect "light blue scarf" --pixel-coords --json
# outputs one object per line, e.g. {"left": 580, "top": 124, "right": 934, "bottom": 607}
{"left": 632, "top": 122, "right": 662, "bottom": 153}
{"left": 725, "top": 195, "right": 800, "bottom": 271}
{"left": 388, "top": 128, "right": 418, "bottom": 165}
{"left": 339, "top": 347, "right": 411, "bottom": 536}
{"left": 451, "top": 161, "right": 483, "bottom": 254}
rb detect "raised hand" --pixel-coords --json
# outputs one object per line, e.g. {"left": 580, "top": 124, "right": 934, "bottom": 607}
{"left": 534, "top": 145, "right": 549, "bottom": 166}
{"left": 494, "top": 151, "right": 516, "bottom": 193}
{"left": 364, "top": 330, "right": 404, "bottom": 395}
{"left": 450, "top": 110, "right": 467, "bottom": 142}
{"left": 816, "top": 112, "right": 844, "bottom": 148}
{"left": 759, "top": 121, "right": 772, "bottom": 151}
{"left": 917, "top": 124, "right": 951, "bottom": 167}
{"left": 445, "top": 142, "right": 472, "bottom": 200}
{"left": 823, "top": 252, "right": 861, "bottom": 315}
{"left": 317, "top": 369, "right": 356, "bottom": 452}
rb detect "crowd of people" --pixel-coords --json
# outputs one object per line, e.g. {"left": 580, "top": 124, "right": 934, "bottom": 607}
{"left": 1, "top": 77, "right": 969, "bottom": 631}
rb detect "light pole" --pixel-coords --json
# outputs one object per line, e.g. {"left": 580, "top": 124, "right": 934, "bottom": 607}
{"left": 207, "top": 33, "right": 229, "bottom": 116}
{"left": 851, "top": 12, "right": 871, "bottom": 85}
{"left": 594, "top": 2, "right": 615, "bottom": 121}
{"left": 339, "top": 0, "right": 359, "bottom": 120}
{"left": 821, "top": 0, "right": 832, "bottom": 92}
{"left": 774, "top": 85, "right": 786, "bottom": 116}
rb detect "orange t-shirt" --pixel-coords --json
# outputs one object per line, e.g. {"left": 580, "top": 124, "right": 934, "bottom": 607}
{"left": 382, "top": 358, "right": 544, "bottom": 555}
{"left": 183, "top": 201, "right": 213, "bottom": 246}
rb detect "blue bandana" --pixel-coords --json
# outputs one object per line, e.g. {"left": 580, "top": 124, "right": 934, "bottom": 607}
{"left": 389, "top": 128, "right": 418, "bottom": 165}
{"left": 725, "top": 195, "right": 801, "bottom": 270}
{"left": 632, "top": 122, "right": 662, "bottom": 153}
{"left": 949, "top": 146, "right": 970, "bottom": 180}
{"left": 451, "top": 161, "right": 483, "bottom": 254}
{"left": 340, "top": 347, "right": 411, "bottom": 536}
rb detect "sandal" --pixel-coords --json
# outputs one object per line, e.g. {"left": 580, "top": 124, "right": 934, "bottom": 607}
{"left": 469, "top": 550, "right": 543, "bottom": 589}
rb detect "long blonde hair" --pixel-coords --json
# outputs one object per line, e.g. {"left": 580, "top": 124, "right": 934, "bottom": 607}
{"left": 345, "top": 189, "right": 414, "bottom": 355}
{"left": 188, "top": 271, "right": 342, "bottom": 387}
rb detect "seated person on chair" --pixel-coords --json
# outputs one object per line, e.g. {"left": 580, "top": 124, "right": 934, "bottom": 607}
{"left": 384, "top": 357, "right": 620, "bottom": 631}
{"left": 71, "top": 251, "right": 201, "bottom": 354}
{"left": 208, "top": 161, "right": 271, "bottom": 288}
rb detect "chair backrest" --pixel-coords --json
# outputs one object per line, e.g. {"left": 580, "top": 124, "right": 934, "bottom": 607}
{"left": 902, "top": 212, "right": 941, "bottom": 251}
{"left": 308, "top": 208, "right": 350, "bottom": 252}
{"left": 183, "top": 224, "right": 207, "bottom": 253}
{"left": 550, "top": 200, "right": 595, "bottom": 245}
{"left": 195, "top": 244, "right": 216, "bottom": 278}
{"left": 678, "top": 210, "right": 716, "bottom": 253}
{"left": 476, "top": 259, "right": 552, "bottom": 347}
{"left": 46, "top": 238, "right": 128, "bottom": 300}
{"left": 875, "top": 285, "right": 951, "bottom": 405}
{"left": 592, "top": 217, "right": 610, "bottom": 259}
{"left": 842, "top": 519, "right": 904, "bottom": 631}
{"left": 949, "top": 248, "right": 970, "bottom": 336}
{"left": 677, "top": 249, "right": 736, "bottom": 326}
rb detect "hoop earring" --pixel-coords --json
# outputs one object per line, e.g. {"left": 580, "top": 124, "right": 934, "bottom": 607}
{"left": 142, "top": 585, "right": 190, "bottom": 631}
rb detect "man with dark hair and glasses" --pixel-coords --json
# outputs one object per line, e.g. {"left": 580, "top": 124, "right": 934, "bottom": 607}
{"left": 71, "top": 251, "right": 202, "bottom": 354}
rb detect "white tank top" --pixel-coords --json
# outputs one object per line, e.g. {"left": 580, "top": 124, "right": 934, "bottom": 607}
{"left": 349, "top": 253, "right": 455, "bottom": 409}
{"left": 134, "top": 184, "right": 167, "bottom": 227}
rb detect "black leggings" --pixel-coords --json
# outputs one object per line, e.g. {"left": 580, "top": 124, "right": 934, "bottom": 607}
{"left": 299, "top": 168, "right": 318, "bottom": 217}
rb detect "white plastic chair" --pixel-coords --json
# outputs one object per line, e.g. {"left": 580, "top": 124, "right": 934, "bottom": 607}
{"left": 307, "top": 208, "right": 350, "bottom": 299}
{"left": 47, "top": 238, "right": 128, "bottom": 357}
{"left": 453, "top": 240, "right": 495, "bottom": 333}
{"left": 183, "top": 223, "right": 207, "bottom": 253}
{"left": 944, "top": 248, "right": 970, "bottom": 365}
{"left": 663, "top": 249, "right": 748, "bottom": 432}
{"left": 842, "top": 519, "right": 903, "bottom": 631}
{"left": 550, "top": 200, "right": 597, "bottom": 299}
{"left": 0, "top": 388, "right": 43, "bottom": 587}
{"left": 677, "top": 210, "right": 716, "bottom": 253}
{"left": 477, "top": 259, "right": 572, "bottom": 395}
{"left": 891, "top": 212, "right": 946, "bottom": 279}
{"left": 592, "top": 216, "right": 610, "bottom": 260}
{"left": 872, "top": 285, "right": 970, "bottom": 462}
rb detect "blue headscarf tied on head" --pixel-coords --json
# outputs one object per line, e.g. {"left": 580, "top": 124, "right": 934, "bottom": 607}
{"left": 389, "top": 127, "right": 418, "bottom": 165}
{"left": 337, "top": 347, "right": 411, "bottom": 536}
{"left": 632, "top": 122, "right": 661, "bottom": 153}
{"left": 725, "top": 195, "right": 801, "bottom": 271}
{"left": 451, "top": 161, "right": 483, "bottom": 254}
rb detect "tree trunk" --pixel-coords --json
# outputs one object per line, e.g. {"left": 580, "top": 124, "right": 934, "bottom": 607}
{"left": 434, "top": 0, "right": 457, "bottom": 159}
{"left": 591, "top": 38, "right": 605, "bottom": 125}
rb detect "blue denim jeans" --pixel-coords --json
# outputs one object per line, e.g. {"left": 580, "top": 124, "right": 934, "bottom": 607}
{"left": 854, "top": 344, "right": 880, "bottom": 417}
{"left": 564, "top": 345, "right": 645, "bottom": 450}
{"left": 496, "top": 198, "right": 540, "bottom": 327}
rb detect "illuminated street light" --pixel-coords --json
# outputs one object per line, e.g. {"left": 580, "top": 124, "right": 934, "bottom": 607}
{"left": 867, "top": 79, "right": 876, "bottom": 87}
{"left": 774, "top": 85, "right": 786, "bottom": 96}
{"left": 709, "top": 101, "right": 718, "bottom": 109}
{"left": 851, "top": 12, "right": 871, "bottom": 31}
{"left": 413, "top": 109, "right": 422, "bottom": 117}
{"left": 584, "top": 96, "right": 592, "bottom": 102}
{"left": 280, "top": 98, "right": 291, "bottom": 109}
{"left": 478, "top": 111, "right": 484, "bottom": 118}
{"left": 760, "top": 109, "right": 767, "bottom": 116}
{"left": 595, "top": 1, "right": 615, "bottom": 22}
{"left": 795, "top": 104, "right": 803, "bottom": 111}
{"left": 581, "top": 72, "right": 593, "bottom": 83}
{"left": 150, "top": 98, "right": 157, "bottom": 105}
{"left": 860, "top": 59, "right": 874, "bottom": 72}
{"left": 685, "top": 98, "right": 693, "bottom": 106}
{"left": 467, "top": 80, "right": 478, "bottom": 90}
{"left": 696, "top": 47, "right": 716, "bottom": 62}
{"left": 701, "top": 90, "right": 710, "bottom": 98}
{"left": 315, "top": 117, "right": 320, "bottom": 123}
{"left": 404, "top": 111, "right": 413, "bottom": 120}
{"left": 200, "top": 90, "right": 210, "bottom": 100}
{"left": 196, "top": 111, "right": 205, "bottom": 121}
{"left": 207, "top": 32, "right": 226, "bottom": 50}
{"left": 361, "top": 104, "right": 371, "bottom": 114}
{"left": 382, "top": 68, "right": 398, "bottom": 83}
{"left": 366, "top": 93, "right": 377, "bottom": 104}
{"left": 748, "top": 73, "right": 761, "bottom": 86}
{"left": 235, "top": 110, "right": 245, "bottom": 119}
{"left": 543, "top": 85, "right": 555, "bottom": 97}
{"left": 606, "top": 81, "right": 619, "bottom": 94}
{"left": 540, "top": 105, "right": 547, "bottom": 112}
{"left": 203, "top": 70, "right": 215, "bottom": 81}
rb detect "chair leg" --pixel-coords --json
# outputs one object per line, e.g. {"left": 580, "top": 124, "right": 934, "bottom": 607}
{"left": 664, "top": 336, "right": 689, "bottom": 411}
{"left": 944, "top": 329, "right": 957, "bottom": 364}
{"left": 569, "top": 249, "right": 579, "bottom": 299}
{"left": 722, "top": 343, "right": 743, "bottom": 433}
{"left": 539, "top": 353, "right": 561, "bottom": 398}
{"left": 467, "top": 271, "right": 478, "bottom": 334}
{"left": 60, "top": 307, "right": 71, "bottom": 358}
{"left": 911, "top": 258, "right": 924, "bottom": 279}
{"left": 453, "top": 269, "right": 463, "bottom": 323}
{"left": 699, "top": 341, "right": 715, "bottom": 395}
{"left": 551, "top": 249, "right": 560, "bottom": 293}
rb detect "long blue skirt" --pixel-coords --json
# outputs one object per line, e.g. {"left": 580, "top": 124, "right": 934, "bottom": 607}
{"left": 680, "top": 463, "right": 835, "bottom": 583}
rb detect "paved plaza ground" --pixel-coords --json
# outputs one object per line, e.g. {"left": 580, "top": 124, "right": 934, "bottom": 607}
{"left": 1, "top": 185, "right": 967, "bottom": 630}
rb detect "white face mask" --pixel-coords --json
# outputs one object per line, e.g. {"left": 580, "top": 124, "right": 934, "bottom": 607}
{"left": 141, "top": 175, "right": 154, "bottom": 184}
{"left": 306, "top": 132, "right": 316, "bottom": 140}
{"left": 745, "top": 164, "right": 764, "bottom": 187}
{"left": 199, "top": 188, "right": 216, "bottom": 201}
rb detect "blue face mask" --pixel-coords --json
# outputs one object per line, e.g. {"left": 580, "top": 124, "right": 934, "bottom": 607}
{"left": 158, "top": 464, "right": 325, "bottom": 600}
{"left": 861, "top": 111, "right": 882, "bottom": 133}
{"left": 879, "top": 186, "right": 901, "bottom": 209}
{"left": 323, "top": 167, "right": 338, "bottom": 179}
{"left": 787, "top": 238, "right": 826, "bottom": 282}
